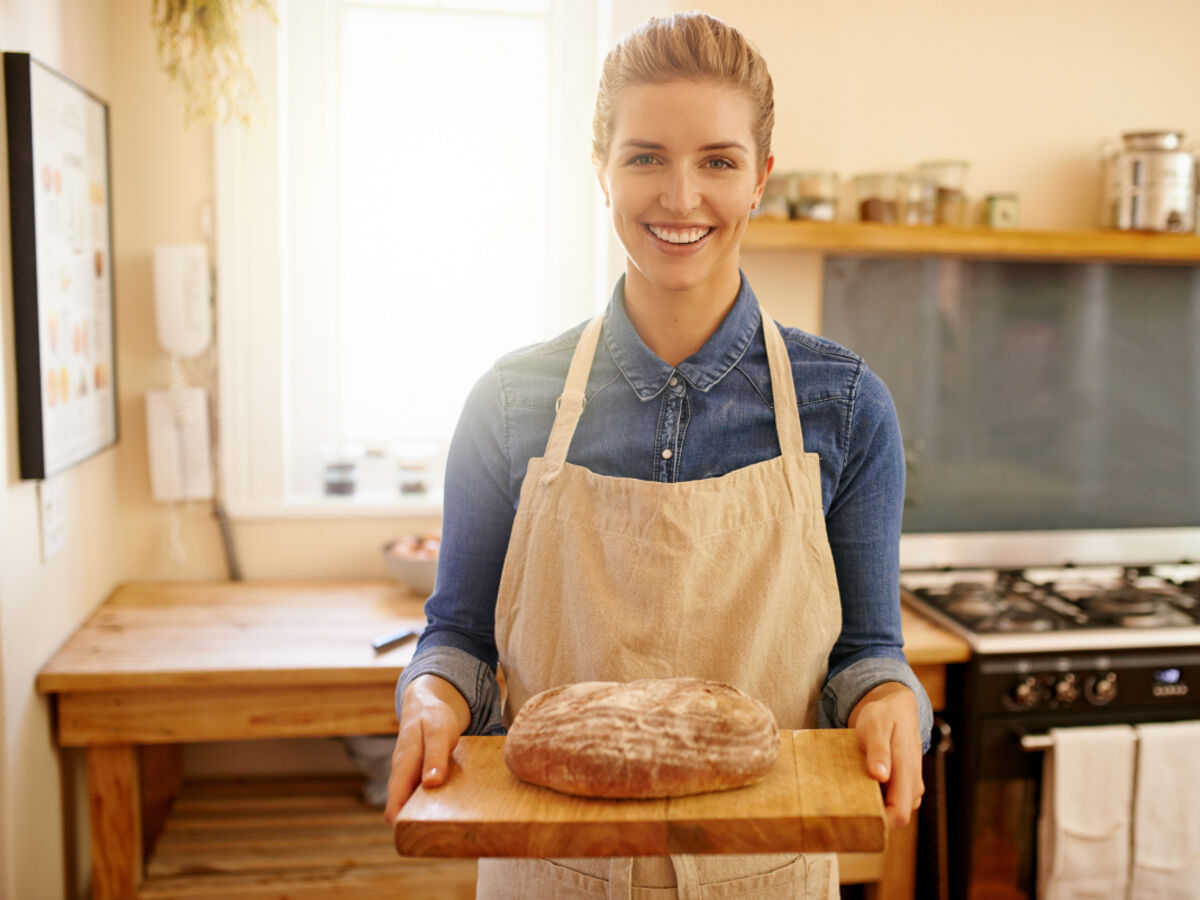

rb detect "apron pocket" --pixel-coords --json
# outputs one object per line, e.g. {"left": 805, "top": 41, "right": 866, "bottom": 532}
{"left": 477, "top": 857, "right": 610, "bottom": 900}
{"left": 694, "top": 852, "right": 834, "bottom": 899}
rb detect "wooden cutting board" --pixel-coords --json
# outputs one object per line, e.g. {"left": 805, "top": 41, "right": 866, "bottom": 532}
{"left": 393, "top": 729, "right": 885, "bottom": 858}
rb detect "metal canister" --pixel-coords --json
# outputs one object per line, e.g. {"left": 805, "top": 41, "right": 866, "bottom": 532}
{"left": 1101, "top": 130, "right": 1196, "bottom": 232}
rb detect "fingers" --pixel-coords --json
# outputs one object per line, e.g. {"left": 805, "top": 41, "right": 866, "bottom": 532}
{"left": 383, "top": 717, "right": 459, "bottom": 825}
{"left": 383, "top": 678, "right": 470, "bottom": 826}
{"left": 420, "top": 716, "right": 459, "bottom": 788}
{"left": 855, "top": 711, "right": 893, "bottom": 784}
{"left": 384, "top": 726, "right": 424, "bottom": 825}
{"left": 850, "top": 683, "right": 925, "bottom": 829}
{"left": 881, "top": 726, "right": 924, "bottom": 829}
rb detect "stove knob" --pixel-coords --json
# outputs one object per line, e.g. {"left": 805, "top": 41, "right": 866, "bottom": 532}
{"left": 1085, "top": 672, "right": 1118, "bottom": 705}
{"left": 1012, "top": 676, "right": 1041, "bottom": 709}
{"left": 1054, "top": 674, "right": 1080, "bottom": 704}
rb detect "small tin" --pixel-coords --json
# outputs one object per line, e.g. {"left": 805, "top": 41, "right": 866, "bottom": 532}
{"left": 985, "top": 193, "right": 1020, "bottom": 229}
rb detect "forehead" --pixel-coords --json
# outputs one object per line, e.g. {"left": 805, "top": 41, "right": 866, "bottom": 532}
{"left": 609, "top": 80, "right": 755, "bottom": 150}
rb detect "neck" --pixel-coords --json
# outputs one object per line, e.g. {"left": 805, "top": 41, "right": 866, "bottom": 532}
{"left": 622, "top": 267, "right": 742, "bottom": 367}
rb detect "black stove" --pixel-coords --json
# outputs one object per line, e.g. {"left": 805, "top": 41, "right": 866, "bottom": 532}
{"left": 902, "top": 564, "right": 1200, "bottom": 653}
{"left": 905, "top": 563, "right": 1200, "bottom": 899}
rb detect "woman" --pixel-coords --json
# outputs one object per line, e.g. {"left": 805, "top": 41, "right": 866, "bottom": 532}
{"left": 385, "top": 11, "right": 931, "bottom": 898}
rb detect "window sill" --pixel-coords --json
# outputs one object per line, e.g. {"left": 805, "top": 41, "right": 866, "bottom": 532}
{"left": 226, "top": 493, "right": 443, "bottom": 521}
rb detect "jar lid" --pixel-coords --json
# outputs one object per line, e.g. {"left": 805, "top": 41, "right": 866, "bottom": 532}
{"left": 1121, "top": 130, "right": 1184, "bottom": 151}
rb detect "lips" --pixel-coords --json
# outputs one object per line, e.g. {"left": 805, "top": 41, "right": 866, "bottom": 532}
{"left": 645, "top": 223, "right": 713, "bottom": 246}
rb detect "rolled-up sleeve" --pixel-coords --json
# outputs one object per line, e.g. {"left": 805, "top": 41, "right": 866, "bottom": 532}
{"left": 821, "top": 366, "right": 933, "bottom": 751}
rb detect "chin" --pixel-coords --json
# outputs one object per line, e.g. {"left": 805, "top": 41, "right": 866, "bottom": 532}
{"left": 633, "top": 266, "right": 709, "bottom": 295}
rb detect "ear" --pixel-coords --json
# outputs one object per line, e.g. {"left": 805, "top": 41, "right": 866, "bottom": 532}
{"left": 753, "top": 155, "right": 775, "bottom": 206}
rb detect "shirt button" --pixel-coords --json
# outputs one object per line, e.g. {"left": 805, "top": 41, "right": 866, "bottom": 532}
{"left": 668, "top": 376, "right": 679, "bottom": 387}
{"left": 661, "top": 449, "right": 673, "bottom": 460}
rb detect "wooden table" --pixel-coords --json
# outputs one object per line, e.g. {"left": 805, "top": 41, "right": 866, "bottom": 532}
{"left": 38, "top": 580, "right": 423, "bottom": 899}
{"left": 36, "top": 580, "right": 969, "bottom": 899}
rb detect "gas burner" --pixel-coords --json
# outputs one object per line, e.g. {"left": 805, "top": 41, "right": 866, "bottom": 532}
{"left": 901, "top": 565, "right": 1200, "bottom": 652}
{"left": 1118, "top": 610, "right": 1174, "bottom": 628}
{"left": 986, "top": 606, "right": 1056, "bottom": 633}
{"left": 945, "top": 582, "right": 1003, "bottom": 618}
{"left": 1087, "top": 586, "right": 1160, "bottom": 618}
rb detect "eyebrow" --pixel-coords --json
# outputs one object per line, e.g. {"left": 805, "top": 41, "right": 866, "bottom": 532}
{"left": 619, "top": 139, "right": 750, "bottom": 153}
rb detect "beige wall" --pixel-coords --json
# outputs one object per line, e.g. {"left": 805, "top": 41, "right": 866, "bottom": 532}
{"left": 1, "top": 3, "right": 120, "bottom": 898}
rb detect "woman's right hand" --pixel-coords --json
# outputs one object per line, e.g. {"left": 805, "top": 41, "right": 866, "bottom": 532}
{"left": 383, "top": 673, "right": 471, "bottom": 825}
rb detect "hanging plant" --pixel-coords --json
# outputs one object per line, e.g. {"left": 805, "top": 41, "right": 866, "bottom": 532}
{"left": 151, "top": 0, "right": 277, "bottom": 126}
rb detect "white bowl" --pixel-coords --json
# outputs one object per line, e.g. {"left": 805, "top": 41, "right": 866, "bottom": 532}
{"left": 383, "top": 542, "right": 438, "bottom": 595}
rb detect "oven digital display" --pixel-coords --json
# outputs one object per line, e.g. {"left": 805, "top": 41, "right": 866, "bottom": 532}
{"left": 1154, "top": 668, "right": 1182, "bottom": 684}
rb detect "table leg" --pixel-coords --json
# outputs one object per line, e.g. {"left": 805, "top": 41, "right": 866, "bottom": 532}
{"left": 87, "top": 745, "right": 142, "bottom": 899}
{"left": 140, "top": 744, "right": 182, "bottom": 859}
{"left": 864, "top": 817, "right": 917, "bottom": 900}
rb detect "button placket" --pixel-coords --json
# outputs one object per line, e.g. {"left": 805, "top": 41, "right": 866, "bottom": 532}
{"left": 655, "top": 373, "right": 687, "bottom": 482}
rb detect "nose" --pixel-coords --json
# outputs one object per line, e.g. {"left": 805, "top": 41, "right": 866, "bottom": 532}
{"left": 660, "top": 165, "right": 700, "bottom": 215}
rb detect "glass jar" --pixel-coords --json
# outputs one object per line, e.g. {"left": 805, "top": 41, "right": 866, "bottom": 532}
{"left": 984, "top": 193, "right": 1020, "bottom": 228}
{"left": 322, "top": 461, "right": 358, "bottom": 496}
{"left": 391, "top": 439, "right": 441, "bottom": 496}
{"left": 853, "top": 173, "right": 899, "bottom": 223}
{"left": 786, "top": 171, "right": 839, "bottom": 222}
{"left": 917, "top": 160, "right": 970, "bottom": 225}
{"left": 899, "top": 173, "right": 937, "bottom": 225}
{"left": 319, "top": 442, "right": 363, "bottom": 496}
{"left": 1101, "top": 131, "right": 1196, "bottom": 232}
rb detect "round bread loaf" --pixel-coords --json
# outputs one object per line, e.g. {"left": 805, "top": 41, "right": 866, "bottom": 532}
{"left": 503, "top": 677, "right": 779, "bottom": 799}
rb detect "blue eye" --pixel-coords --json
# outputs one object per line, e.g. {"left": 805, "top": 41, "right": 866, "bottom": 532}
{"left": 706, "top": 158, "right": 735, "bottom": 169}
{"left": 627, "top": 153, "right": 656, "bottom": 166}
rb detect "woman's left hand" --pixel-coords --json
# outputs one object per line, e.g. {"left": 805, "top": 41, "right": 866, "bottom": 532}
{"left": 848, "top": 681, "right": 925, "bottom": 829}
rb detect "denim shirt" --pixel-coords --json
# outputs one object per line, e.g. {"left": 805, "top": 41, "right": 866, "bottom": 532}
{"left": 398, "top": 273, "right": 932, "bottom": 749}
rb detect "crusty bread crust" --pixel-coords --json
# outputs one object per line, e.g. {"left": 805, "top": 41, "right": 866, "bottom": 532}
{"left": 503, "top": 677, "right": 780, "bottom": 799}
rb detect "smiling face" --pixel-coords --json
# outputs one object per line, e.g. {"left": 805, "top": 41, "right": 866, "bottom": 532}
{"left": 597, "top": 79, "right": 773, "bottom": 306}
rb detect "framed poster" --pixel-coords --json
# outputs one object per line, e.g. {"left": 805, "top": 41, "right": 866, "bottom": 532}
{"left": 4, "top": 53, "right": 117, "bottom": 480}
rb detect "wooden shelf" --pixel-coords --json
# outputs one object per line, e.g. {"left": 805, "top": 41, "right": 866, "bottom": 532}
{"left": 743, "top": 219, "right": 1200, "bottom": 263}
{"left": 138, "top": 776, "right": 477, "bottom": 899}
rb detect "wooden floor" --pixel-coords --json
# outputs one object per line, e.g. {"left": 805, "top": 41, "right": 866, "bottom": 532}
{"left": 138, "top": 776, "right": 477, "bottom": 899}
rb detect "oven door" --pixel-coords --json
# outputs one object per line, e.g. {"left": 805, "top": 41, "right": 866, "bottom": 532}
{"left": 948, "top": 707, "right": 1200, "bottom": 900}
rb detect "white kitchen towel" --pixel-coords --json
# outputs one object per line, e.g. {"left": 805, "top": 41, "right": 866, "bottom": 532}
{"left": 1130, "top": 721, "right": 1200, "bottom": 899}
{"left": 1037, "top": 724, "right": 1137, "bottom": 900}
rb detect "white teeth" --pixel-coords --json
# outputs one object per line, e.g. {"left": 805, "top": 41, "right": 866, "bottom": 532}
{"left": 648, "top": 225, "right": 711, "bottom": 244}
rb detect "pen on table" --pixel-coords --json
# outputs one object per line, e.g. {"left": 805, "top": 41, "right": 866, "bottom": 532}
{"left": 372, "top": 624, "right": 426, "bottom": 653}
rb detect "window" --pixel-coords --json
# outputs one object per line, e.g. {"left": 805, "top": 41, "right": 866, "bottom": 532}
{"left": 216, "top": 0, "right": 611, "bottom": 516}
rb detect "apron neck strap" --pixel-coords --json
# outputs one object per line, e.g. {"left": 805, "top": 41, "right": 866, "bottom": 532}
{"left": 759, "top": 305, "right": 806, "bottom": 456}
{"left": 543, "top": 313, "right": 605, "bottom": 470}
{"left": 543, "top": 304, "right": 806, "bottom": 471}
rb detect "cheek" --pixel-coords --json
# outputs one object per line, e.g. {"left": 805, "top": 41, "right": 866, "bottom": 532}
{"left": 610, "top": 189, "right": 654, "bottom": 226}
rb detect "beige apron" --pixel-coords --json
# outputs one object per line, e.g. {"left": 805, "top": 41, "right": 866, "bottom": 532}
{"left": 479, "top": 305, "right": 844, "bottom": 899}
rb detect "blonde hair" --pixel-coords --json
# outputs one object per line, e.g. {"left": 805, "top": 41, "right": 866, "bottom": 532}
{"left": 591, "top": 11, "right": 774, "bottom": 172}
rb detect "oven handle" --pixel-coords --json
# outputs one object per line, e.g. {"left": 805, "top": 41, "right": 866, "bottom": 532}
{"left": 1018, "top": 725, "right": 1178, "bottom": 752}
{"left": 1018, "top": 733, "right": 1054, "bottom": 752}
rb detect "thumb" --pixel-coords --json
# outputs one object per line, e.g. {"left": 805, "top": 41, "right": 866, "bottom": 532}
{"left": 420, "top": 721, "right": 458, "bottom": 788}
{"left": 857, "top": 721, "right": 892, "bottom": 783}
{"left": 866, "top": 747, "right": 891, "bottom": 783}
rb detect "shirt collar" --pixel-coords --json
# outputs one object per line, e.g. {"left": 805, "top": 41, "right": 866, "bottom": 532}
{"left": 603, "top": 272, "right": 762, "bottom": 401}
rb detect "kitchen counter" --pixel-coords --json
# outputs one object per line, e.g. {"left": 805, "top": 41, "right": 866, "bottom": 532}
{"left": 37, "top": 580, "right": 970, "bottom": 899}
{"left": 899, "top": 598, "right": 972, "bottom": 711}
